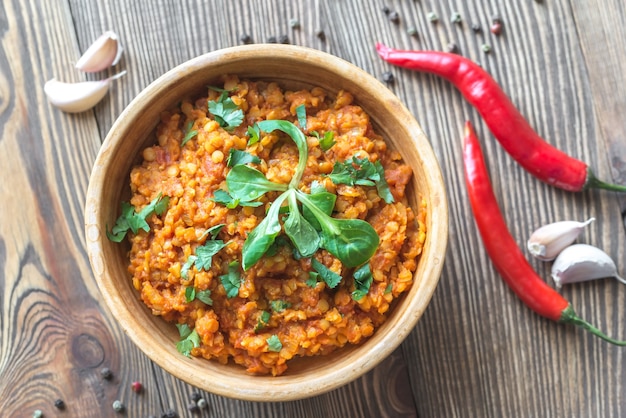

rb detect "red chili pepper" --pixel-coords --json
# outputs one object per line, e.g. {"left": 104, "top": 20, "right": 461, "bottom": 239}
{"left": 376, "top": 42, "right": 626, "bottom": 193}
{"left": 463, "top": 120, "right": 626, "bottom": 345}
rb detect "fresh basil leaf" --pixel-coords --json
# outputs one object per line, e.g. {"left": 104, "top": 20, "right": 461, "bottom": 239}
{"left": 351, "top": 263, "right": 373, "bottom": 301}
{"left": 284, "top": 193, "right": 320, "bottom": 257}
{"left": 266, "top": 335, "right": 282, "bottom": 352}
{"left": 220, "top": 261, "right": 242, "bottom": 298}
{"left": 226, "top": 165, "right": 287, "bottom": 203}
{"left": 311, "top": 258, "right": 342, "bottom": 289}
{"left": 241, "top": 191, "right": 290, "bottom": 270}
{"left": 295, "top": 104, "right": 307, "bottom": 130}
{"left": 227, "top": 149, "right": 261, "bottom": 167}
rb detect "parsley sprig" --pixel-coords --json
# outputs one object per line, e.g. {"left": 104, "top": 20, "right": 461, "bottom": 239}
{"left": 181, "top": 224, "right": 228, "bottom": 280}
{"left": 176, "top": 324, "right": 200, "bottom": 357}
{"left": 208, "top": 88, "right": 244, "bottom": 131}
{"left": 328, "top": 156, "right": 395, "bottom": 204}
{"left": 107, "top": 193, "right": 169, "bottom": 242}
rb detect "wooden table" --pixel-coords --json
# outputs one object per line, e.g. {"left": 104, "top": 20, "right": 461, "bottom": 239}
{"left": 2, "top": 0, "right": 625, "bottom": 416}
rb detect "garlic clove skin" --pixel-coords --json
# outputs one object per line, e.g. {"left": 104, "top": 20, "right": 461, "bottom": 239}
{"left": 527, "top": 217, "right": 595, "bottom": 261}
{"left": 44, "top": 71, "right": 126, "bottom": 113}
{"left": 75, "top": 30, "right": 123, "bottom": 73}
{"left": 551, "top": 243, "right": 625, "bottom": 288}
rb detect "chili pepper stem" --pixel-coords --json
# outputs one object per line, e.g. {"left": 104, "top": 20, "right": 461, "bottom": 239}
{"left": 585, "top": 170, "right": 626, "bottom": 193}
{"left": 561, "top": 305, "right": 626, "bottom": 346}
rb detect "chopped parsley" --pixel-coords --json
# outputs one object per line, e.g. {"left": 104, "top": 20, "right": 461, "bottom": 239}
{"left": 247, "top": 124, "right": 261, "bottom": 145}
{"left": 384, "top": 283, "right": 393, "bottom": 295}
{"left": 185, "top": 287, "right": 213, "bottom": 306}
{"left": 351, "top": 263, "right": 373, "bottom": 301}
{"left": 107, "top": 193, "right": 169, "bottom": 242}
{"left": 181, "top": 224, "right": 229, "bottom": 280}
{"left": 226, "top": 149, "right": 261, "bottom": 167}
{"left": 181, "top": 120, "right": 198, "bottom": 147}
{"left": 220, "top": 261, "right": 242, "bottom": 298}
{"left": 208, "top": 89, "right": 244, "bottom": 131}
{"left": 266, "top": 335, "right": 282, "bottom": 352}
{"left": 312, "top": 130, "right": 336, "bottom": 151}
{"left": 270, "top": 300, "right": 291, "bottom": 312}
{"left": 328, "top": 156, "right": 394, "bottom": 204}
{"left": 176, "top": 324, "right": 200, "bottom": 357}
{"left": 255, "top": 310, "right": 271, "bottom": 332}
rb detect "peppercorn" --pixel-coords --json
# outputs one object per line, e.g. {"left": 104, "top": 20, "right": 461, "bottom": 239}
{"left": 33, "top": 410, "right": 43, "bottom": 418}
{"left": 446, "top": 42, "right": 459, "bottom": 53}
{"left": 112, "top": 400, "right": 124, "bottom": 413}
{"left": 100, "top": 367, "right": 113, "bottom": 380}
{"left": 161, "top": 409, "right": 178, "bottom": 418}
{"left": 471, "top": 23, "right": 482, "bottom": 33}
{"left": 482, "top": 44, "right": 492, "bottom": 53}
{"left": 450, "top": 12, "right": 462, "bottom": 24}
{"left": 131, "top": 381, "right": 143, "bottom": 393}
{"left": 190, "top": 391, "right": 202, "bottom": 402}
{"left": 278, "top": 34, "right": 289, "bottom": 44}
{"left": 382, "top": 71, "right": 395, "bottom": 84}
{"left": 54, "top": 399, "right": 65, "bottom": 410}
{"left": 267, "top": 36, "right": 277, "bottom": 43}
{"left": 382, "top": 6, "right": 391, "bottom": 15}
{"left": 289, "top": 18, "right": 300, "bottom": 29}
{"left": 407, "top": 27, "right": 418, "bottom": 37}
{"left": 490, "top": 21, "right": 502, "bottom": 35}
{"left": 196, "top": 398, "right": 207, "bottom": 409}
{"left": 427, "top": 12, "right": 439, "bottom": 23}
{"left": 315, "top": 28, "right": 326, "bottom": 40}
{"left": 388, "top": 11, "right": 400, "bottom": 24}
{"left": 239, "top": 33, "right": 253, "bottom": 44}
{"left": 187, "top": 401, "right": 199, "bottom": 413}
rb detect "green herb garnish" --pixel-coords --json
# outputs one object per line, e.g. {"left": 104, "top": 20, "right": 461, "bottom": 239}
{"left": 208, "top": 89, "right": 244, "bottom": 131}
{"left": 247, "top": 124, "right": 261, "bottom": 145}
{"left": 311, "top": 258, "right": 342, "bottom": 289}
{"left": 107, "top": 193, "right": 169, "bottom": 242}
{"left": 312, "top": 130, "right": 336, "bottom": 151}
{"left": 176, "top": 324, "right": 200, "bottom": 357}
{"left": 329, "top": 156, "right": 395, "bottom": 204}
{"left": 181, "top": 120, "right": 198, "bottom": 147}
{"left": 210, "top": 189, "right": 262, "bottom": 209}
{"left": 227, "top": 149, "right": 261, "bottom": 167}
{"left": 269, "top": 300, "right": 291, "bottom": 312}
{"left": 296, "top": 104, "right": 307, "bottom": 130}
{"left": 184, "top": 287, "right": 213, "bottom": 306}
{"left": 351, "top": 263, "right": 373, "bottom": 301}
{"left": 266, "top": 335, "right": 282, "bottom": 352}
{"left": 225, "top": 120, "right": 380, "bottom": 270}
{"left": 255, "top": 311, "right": 271, "bottom": 332}
{"left": 220, "top": 260, "right": 242, "bottom": 298}
{"left": 181, "top": 224, "right": 229, "bottom": 280}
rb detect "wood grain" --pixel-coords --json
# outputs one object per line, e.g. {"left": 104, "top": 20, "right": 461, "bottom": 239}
{"left": 1, "top": 0, "right": 625, "bottom": 416}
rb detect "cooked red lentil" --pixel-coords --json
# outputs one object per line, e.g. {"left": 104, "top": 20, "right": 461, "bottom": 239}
{"left": 126, "top": 75, "right": 427, "bottom": 375}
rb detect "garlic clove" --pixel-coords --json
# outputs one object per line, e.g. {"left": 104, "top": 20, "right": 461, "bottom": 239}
{"left": 44, "top": 71, "right": 126, "bottom": 113}
{"left": 551, "top": 243, "right": 625, "bottom": 288}
{"left": 527, "top": 217, "right": 595, "bottom": 261}
{"left": 75, "top": 30, "right": 123, "bottom": 73}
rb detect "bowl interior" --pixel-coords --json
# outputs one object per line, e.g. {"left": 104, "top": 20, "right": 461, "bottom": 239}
{"left": 85, "top": 44, "right": 447, "bottom": 401}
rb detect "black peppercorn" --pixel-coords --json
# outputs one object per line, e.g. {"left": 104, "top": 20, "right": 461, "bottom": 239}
{"left": 100, "top": 367, "right": 112, "bottom": 380}
{"left": 239, "top": 33, "right": 253, "bottom": 44}
{"left": 382, "top": 6, "right": 391, "bottom": 15}
{"left": 191, "top": 391, "right": 202, "bottom": 402}
{"left": 161, "top": 409, "right": 178, "bottom": 418}
{"left": 54, "top": 399, "right": 65, "bottom": 410}
{"left": 388, "top": 11, "right": 400, "bottom": 24}
{"left": 446, "top": 42, "right": 459, "bottom": 53}
{"left": 315, "top": 28, "right": 326, "bottom": 40}
{"left": 278, "top": 34, "right": 289, "bottom": 44}
{"left": 267, "top": 36, "right": 277, "bottom": 43}
{"left": 382, "top": 71, "right": 395, "bottom": 84}
{"left": 187, "top": 401, "right": 199, "bottom": 412}
{"left": 471, "top": 23, "right": 482, "bottom": 33}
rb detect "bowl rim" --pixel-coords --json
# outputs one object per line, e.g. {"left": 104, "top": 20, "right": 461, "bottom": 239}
{"left": 85, "top": 44, "right": 448, "bottom": 401}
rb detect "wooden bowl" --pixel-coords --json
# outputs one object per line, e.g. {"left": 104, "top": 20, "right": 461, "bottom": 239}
{"left": 85, "top": 44, "right": 448, "bottom": 401}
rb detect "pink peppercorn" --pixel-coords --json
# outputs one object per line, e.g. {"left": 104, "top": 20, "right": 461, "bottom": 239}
{"left": 131, "top": 381, "right": 143, "bottom": 393}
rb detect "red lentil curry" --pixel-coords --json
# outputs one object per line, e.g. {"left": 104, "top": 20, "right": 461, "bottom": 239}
{"left": 111, "top": 75, "right": 427, "bottom": 376}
